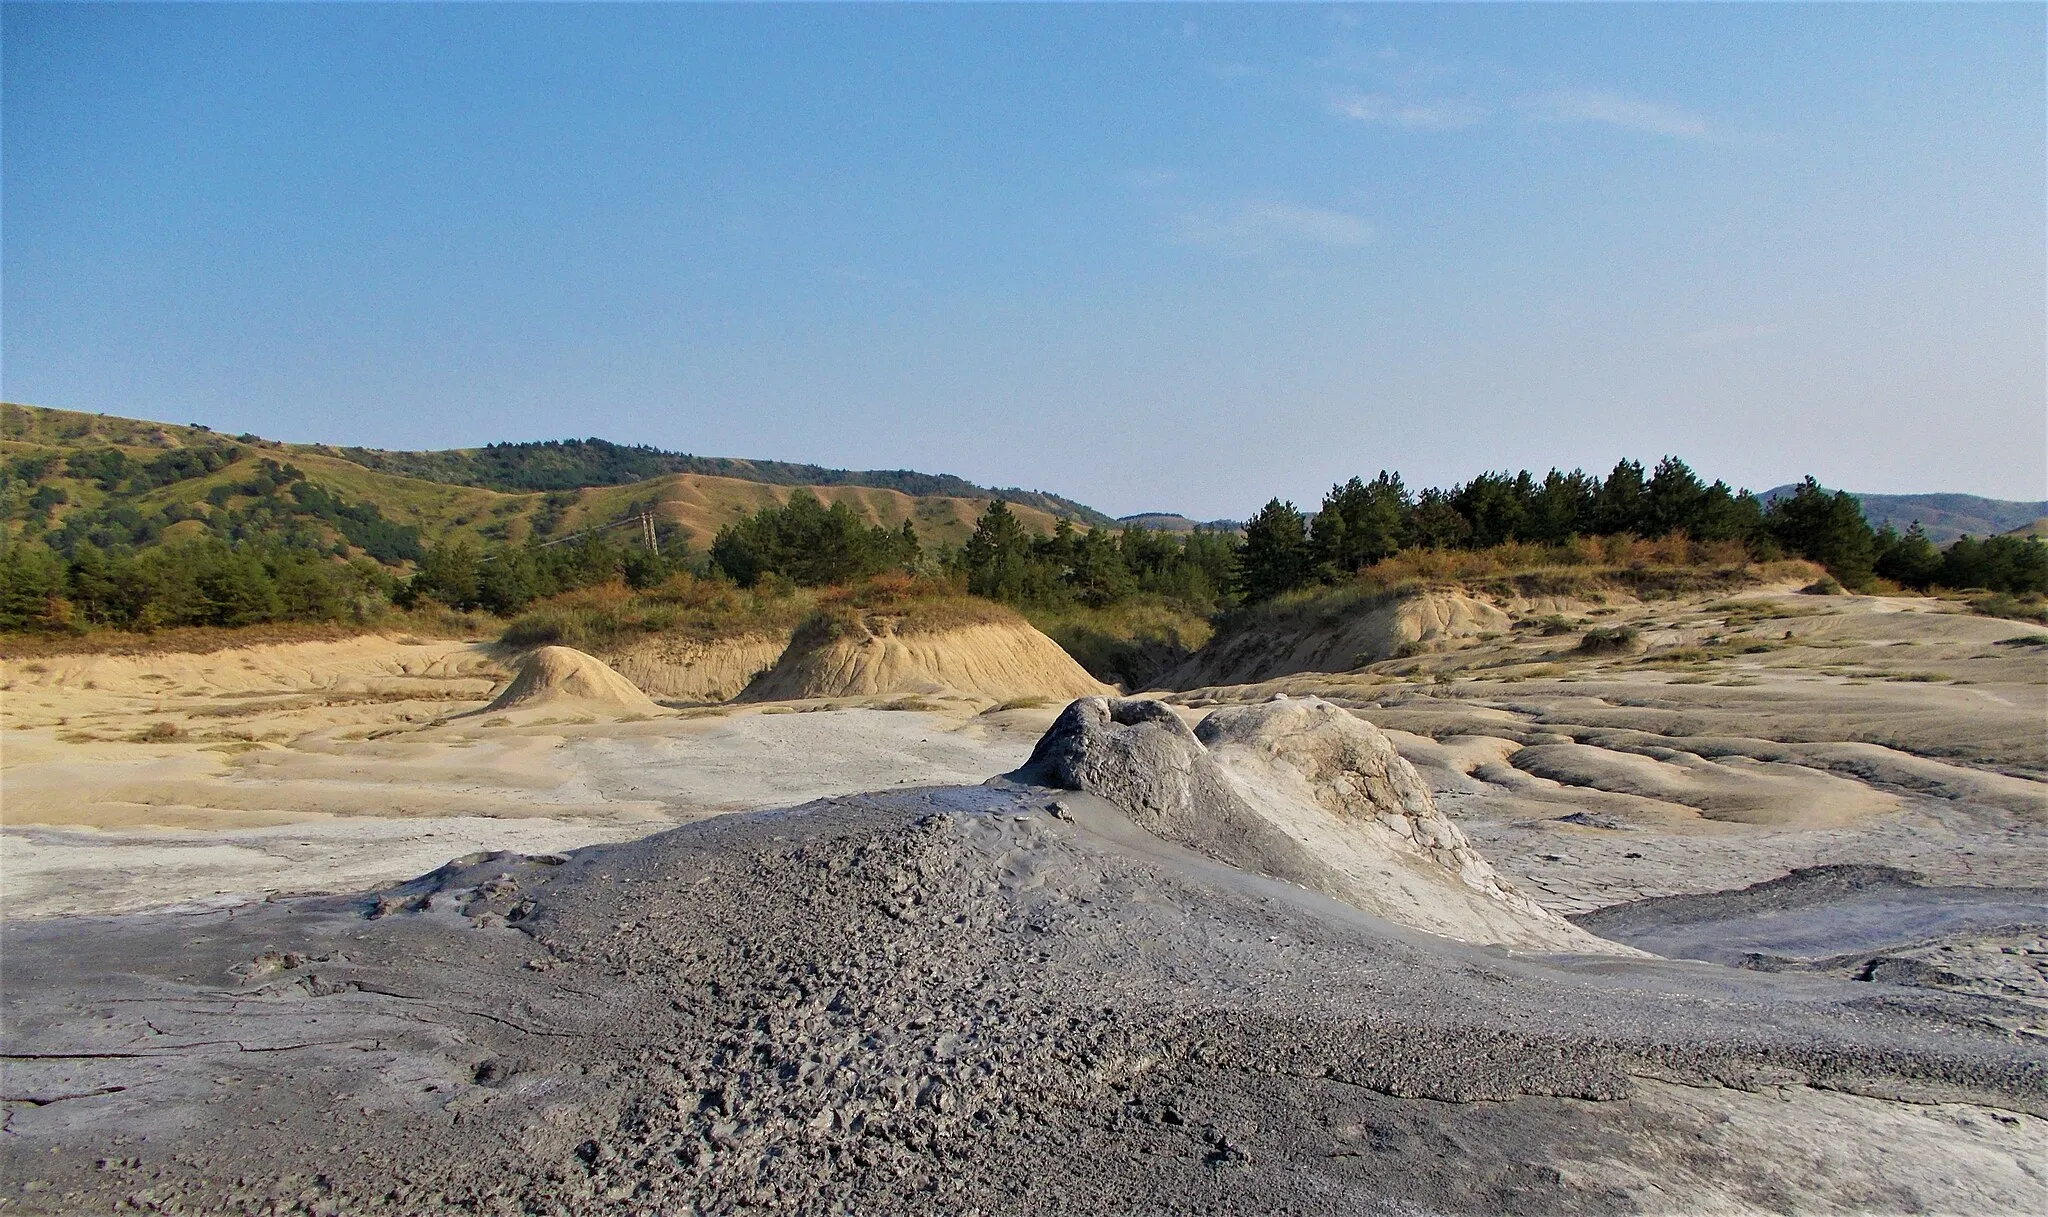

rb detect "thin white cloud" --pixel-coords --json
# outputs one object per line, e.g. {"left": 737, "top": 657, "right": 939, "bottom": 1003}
{"left": 1522, "top": 87, "right": 1709, "bottom": 139}
{"left": 1170, "top": 200, "right": 1373, "bottom": 253}
{"left": 1330, "top": 91, "right": 1487, "bottom": 131}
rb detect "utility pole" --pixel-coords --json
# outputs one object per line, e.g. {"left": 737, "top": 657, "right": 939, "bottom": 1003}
{"left": 642, "top": 510, "right": 660, "bottom": 556}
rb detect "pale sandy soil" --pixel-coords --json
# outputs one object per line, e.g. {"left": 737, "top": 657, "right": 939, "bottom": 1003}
{"left": 0, "top": 638, "right": 1052, "bottom": 917}
{"left": 1161, "top": 587, "right": 2048, "bottom": 904}
{"left": 3, "top": 588, "right": 2042, "bottom": 926}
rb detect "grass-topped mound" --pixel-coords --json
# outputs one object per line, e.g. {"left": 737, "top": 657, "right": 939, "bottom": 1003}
{"left": 1158, "top": 541, "right": 1825, "bottom": 690}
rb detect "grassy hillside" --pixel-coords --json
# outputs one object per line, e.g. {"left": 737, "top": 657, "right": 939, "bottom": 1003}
{"left": 334, "top": 435, "right": 1115, "bottom": 527}
{"left": 0, "top": 403, "right": 1069, "bottom": 561}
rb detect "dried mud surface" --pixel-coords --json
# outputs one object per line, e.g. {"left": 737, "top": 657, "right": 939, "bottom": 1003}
{"left": 5, "top": 787, "right": 2045, "bottom": 1215}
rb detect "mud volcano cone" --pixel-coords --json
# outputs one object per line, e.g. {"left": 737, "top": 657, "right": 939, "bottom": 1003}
{"left": 484, "top": 645, "right": 663, "bottom": 716}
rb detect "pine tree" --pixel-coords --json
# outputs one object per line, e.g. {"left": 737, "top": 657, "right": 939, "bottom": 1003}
{"left": 1596, "top": 460, "right": 1648, "bottom": 536}
{"left": 1642, "top": 457, "right": 1707, "bottom": 537}
{"left": 963, "top": 499, "right": 1033, "bottom": 602}
{"left": 1236, "top": 499, "right": 1312, "bottom": 602}
{"left": 1766, "top": 478, "right": 1876, "bottom": 588}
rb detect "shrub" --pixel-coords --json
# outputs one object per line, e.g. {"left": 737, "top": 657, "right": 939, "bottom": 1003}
{"left": 501, "top": 607, "right": 581, "bottom": 649}
{"left": 1577, "top": 625, "right": 1641, "bottom": 655}
{"left": 1027, "top": 595, "right": 1212, "bottom": 689}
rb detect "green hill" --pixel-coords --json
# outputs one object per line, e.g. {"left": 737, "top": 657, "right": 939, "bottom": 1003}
{"left": 0, "top": 403, "right": 1094, "bottom": 566}
{"left": 333, "top": 436, "right": 1113, "bottom": 526}
{"left": 0, "top": 402, "right": 1114, "bottom": 634}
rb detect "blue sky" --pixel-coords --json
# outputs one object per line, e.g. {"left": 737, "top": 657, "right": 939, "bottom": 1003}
{"left": 5, "top": 3, "right": 2042, "bottom": 518}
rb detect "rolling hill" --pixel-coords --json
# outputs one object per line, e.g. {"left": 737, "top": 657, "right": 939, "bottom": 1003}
{"left": 0, "top": 403, "right": 1085, "bottom": 566}
{"left": 333, "top": 436, "right": 1114, "bottom": 526}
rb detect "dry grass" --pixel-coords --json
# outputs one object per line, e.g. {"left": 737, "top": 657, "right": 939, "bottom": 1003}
{"left": 1027, "top": 595, "right": 1214, "bottom": 689}
{"left": 499, "top": 572, "right": 1012, "bottom": 657}
{"left": 0, "top": 599, "right": 502, "bottom": 660}
{"left": 811, "top": 574, "right": 1021, "bottom": 636}
{"left": 1966, "top": 592, "right": 2048, "bottom": 625}
{"left": 501, "top": 573, "right": 817, "bottom": 651}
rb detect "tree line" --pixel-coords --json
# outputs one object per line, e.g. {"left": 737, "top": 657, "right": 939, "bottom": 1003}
{"left": 701, "top": 494, "right": 1240, "bottom": 617}
{"left": 1233, "top": 461, "right": 2042, "bottom": 603}
{"left": 2, "top": 448, "right": 2041, "bottom": 636}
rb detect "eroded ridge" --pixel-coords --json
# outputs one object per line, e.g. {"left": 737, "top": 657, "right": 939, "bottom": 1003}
{"left": 1013, "top": 695, "right": 1613, "bottom": 951}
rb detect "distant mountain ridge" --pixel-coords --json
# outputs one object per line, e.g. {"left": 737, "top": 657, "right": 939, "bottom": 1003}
{"left": 1762, "top": 486, "right": 2048, "bottom": 545}
{"left": 1117, "top": 512, "right": 1244, "bottom": 534}
{"left": 335, "top": 437, "right": 1114, "bottom": 526}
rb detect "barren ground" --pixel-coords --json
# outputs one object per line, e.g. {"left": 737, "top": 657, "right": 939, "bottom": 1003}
{"left": 3, "top": 585, "right": 2044, "bottom": 1213}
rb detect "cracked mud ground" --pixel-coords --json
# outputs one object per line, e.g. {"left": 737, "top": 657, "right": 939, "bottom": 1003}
{"left": 5, "top": 785, "right": 2045, "bottom": 1215}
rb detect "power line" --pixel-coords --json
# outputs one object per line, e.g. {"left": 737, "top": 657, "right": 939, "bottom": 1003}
{"left": 476, "top": 506, "right": 673, "bottom": 561}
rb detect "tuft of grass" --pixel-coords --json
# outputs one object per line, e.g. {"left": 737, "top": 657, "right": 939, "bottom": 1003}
{"left": 200, "top": 739, "right": 266, "bottom": 755}
{"left": 127, "top": 721, "right": 186, "bottom": 743}
{"left": 1968, "top": 593, "right": 2048, "bottom": 625}
{"left": 1885, "top": 672, "right": 1952, "bottom": 683}
{"left": 1644, "top": 646, "right": 1712, "bottom": 665}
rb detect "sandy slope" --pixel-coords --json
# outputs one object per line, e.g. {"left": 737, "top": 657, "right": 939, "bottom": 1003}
{"left": 0, "top": 636, "right": 1056, "bottom": 916}
{"left": 1161, "top": 590, "right": 1512, "bottom": 689}
{"left": 741, "top": 615, "right": 1112, "bottom": 703}
{"left": 480, "top": 646, "right": 664, "bottom": 717}
{"left": 600, "top": 633, "right": 790, "bottom": 703}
